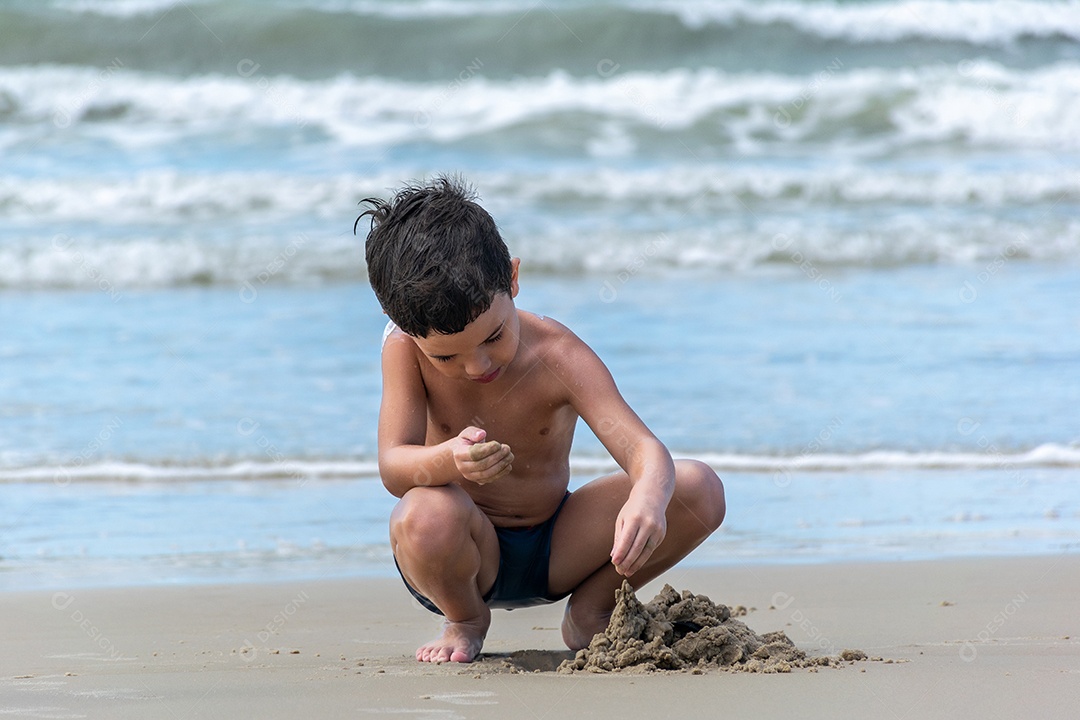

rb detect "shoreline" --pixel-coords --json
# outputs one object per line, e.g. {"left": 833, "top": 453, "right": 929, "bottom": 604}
{"left": 5, "top": 546, "right": 1080, "bottom": 595}
{"left": 7, "top": 465, "right": 1079, "bottom": 594}
{"left": 4, "top": 554, "right": 1077, "bottom": 718}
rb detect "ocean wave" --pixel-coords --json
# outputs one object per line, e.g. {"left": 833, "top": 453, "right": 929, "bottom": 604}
{"left": 3, "top": 0, "right": 1078, "bottom": 82}
{"left": 2, "top": 186, "right": 1077, "bottom": 290}
{"left": 35, "top": 0, "right": 1080, "bottom": 44}
{"left": 652, "top": 0, "right": 1080, "bottom": 44}
{"left": 1, "top": 459, "right": 380, "bottom": 484}
{"left": 0, "top": 232, "right": 367, "bottom": 290}
{"left": 3, "top": 164, "right": 1079, "bottom": 223}
{"left": 4, "top": 444, "right": 1078, "bottom": 483}
{"left": 693, "top": 444, "right": 1080, "bottom": 473}
{"left": 568, "top": 445, "right": 1080, "bottom": 474}
{"left": 0, "top": 171, "right": 375, "bottom": 223}
{"left": 3, "top": 62, "right": 1079, "bottom": 153}
{"left": 3, "top": 216, "right": 1077, "bottom": 289}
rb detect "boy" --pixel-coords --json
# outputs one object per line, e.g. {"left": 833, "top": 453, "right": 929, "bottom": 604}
{"left": 359, "top": 176, "right": 725, "bottom": 664}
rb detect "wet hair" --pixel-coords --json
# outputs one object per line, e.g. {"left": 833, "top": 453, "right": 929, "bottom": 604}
{"left": 356, "top": 175, "right": 512, "bottom": 337}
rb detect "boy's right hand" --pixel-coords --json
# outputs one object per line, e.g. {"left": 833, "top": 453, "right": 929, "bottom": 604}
{"left": 452, "top": 427, "right": 514, "bottom": 485}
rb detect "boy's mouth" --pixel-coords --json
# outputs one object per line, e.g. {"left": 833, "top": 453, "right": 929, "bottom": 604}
{"left": 472, "top": 367, "right": 501, "bottom": 384}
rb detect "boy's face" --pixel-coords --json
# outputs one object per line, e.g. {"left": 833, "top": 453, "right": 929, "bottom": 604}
{"left": 411, "top": 260, "right": 521, "bottom": 384}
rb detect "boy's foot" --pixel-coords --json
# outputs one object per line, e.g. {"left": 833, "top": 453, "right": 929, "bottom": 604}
{"left": 416, "top": 608, "right": 491, "bottom": 663}
{"left": 561, "top": 599, "right": 611, "bottom": 651}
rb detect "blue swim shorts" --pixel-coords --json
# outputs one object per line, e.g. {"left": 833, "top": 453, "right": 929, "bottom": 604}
{"left": 395, "top": 492, "right": 572, "bottom": 614}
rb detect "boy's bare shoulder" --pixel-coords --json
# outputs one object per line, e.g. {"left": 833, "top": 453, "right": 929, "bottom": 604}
{"left": 382, "top": 323, "right": 406, "bottom": 346}
{"left": 519, "top": 311, "right": 605, "bottom": 375}
{"left": 520, "top": 311, "right": 582, "bottom": 350}
{"left": 381, "top": 323, "right": 419, "bottom": 361}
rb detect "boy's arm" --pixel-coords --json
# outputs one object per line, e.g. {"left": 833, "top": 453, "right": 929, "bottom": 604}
{"left": 559, "top": 334, "right": 676, "bottom": 577}
{"left": 377, "top": 331, "right": 514, "bottom": 498}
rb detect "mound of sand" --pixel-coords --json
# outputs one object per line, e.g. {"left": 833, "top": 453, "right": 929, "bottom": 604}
{"left": 558, "top": 581, "right": 867, "bottom": 674}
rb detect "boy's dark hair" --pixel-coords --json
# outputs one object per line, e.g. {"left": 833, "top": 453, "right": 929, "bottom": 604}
{"left": 356, "top": 175, "right": 512, "bottom": 337}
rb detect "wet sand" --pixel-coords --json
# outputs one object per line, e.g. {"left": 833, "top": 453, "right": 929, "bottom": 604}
{"left": 2, "top": 555, "right": 1077, "bottom": 719}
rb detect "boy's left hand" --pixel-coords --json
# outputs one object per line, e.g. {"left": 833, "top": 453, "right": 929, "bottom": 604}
{"left": 610, "top": 488, "right": 667, "bottom": 577}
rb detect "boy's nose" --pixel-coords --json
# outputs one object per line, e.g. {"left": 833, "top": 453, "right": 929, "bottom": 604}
{"left": 464, "top": 353, "right": 491, "bottom": 378}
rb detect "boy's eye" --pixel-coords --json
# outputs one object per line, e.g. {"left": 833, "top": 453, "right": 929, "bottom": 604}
{"left": 429, "top": 331, "right": 500, "bottom": 363}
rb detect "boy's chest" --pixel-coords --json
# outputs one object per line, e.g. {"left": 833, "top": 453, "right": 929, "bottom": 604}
{"left": 423, "top": 378, "right": 573, "bottom": 445}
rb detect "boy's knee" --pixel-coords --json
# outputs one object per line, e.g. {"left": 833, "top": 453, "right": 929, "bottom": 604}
{"left": 391, "top": 485, "right": 473, "bottom": 552}
{"left": 677, "top": 460, "right": 726, "bottom": 531}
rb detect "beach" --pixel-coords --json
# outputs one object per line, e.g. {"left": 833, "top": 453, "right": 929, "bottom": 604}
{"left": 3, "top": 0, "right": 1079, "bottom": 716}
{"left": 4, "top": 555, "right": 1077, "bottom": 718}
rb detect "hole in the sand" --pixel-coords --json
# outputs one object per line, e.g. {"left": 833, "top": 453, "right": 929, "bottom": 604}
{"left": 672, "top": 620, "right": 704, "bottom": 638}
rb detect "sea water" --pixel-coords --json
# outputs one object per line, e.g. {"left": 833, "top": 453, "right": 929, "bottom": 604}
{"left": 1, "top": 0, "right": 1078, "bottom": 590}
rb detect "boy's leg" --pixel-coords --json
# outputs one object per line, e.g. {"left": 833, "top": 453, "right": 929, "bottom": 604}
{"left": 390, "top": 483, "right": 501, "bottom": 663}
{"left": 547, "top": 459, "right": 726, "bottom": 650}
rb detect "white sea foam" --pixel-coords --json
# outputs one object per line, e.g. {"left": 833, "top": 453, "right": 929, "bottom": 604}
{"left": 0, "top": 171, "right": 379, "bottom": 223}
{"left": 3, "top": 164, "right": 1078, "bottom": 223}
{"left": 574, "top": 444, "right": 1080, "bottom": 475}
{"left": 694, "top": 444, "right": 1080, "bottom": 472}
{"left": 3, "top": 216, "right": 1076, "bottom": 289}
{"left": 653, "top": 0, "right": 1080, "bottom": 44}
{"left": 2, "top": 213, "right": 1076, "bottom": 290}
{"left": 0, "top": 232, "right": 366, "bottom": 290}
{"left": 49, "top": 0, "right": 524, "bottom": 18}
{"left": 51, "top": 0, "right": 206, "bottom": 15}
{"left": 2, "top": 158, "right": 1077, "bottom": 289}
{"left": 4, "top": 61, "right": 1079, "bottom": 151}
{"left": 3, "top": 444, "right": 1077, "bottom": 483}
{"left": 2, "top": 62, "right": 1078, "bottom": 288}
{"left": 2, "top": 459, "right": 381, "bottom": 483}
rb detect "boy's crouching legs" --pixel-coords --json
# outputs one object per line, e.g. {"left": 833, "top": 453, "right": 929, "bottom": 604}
{"left": 668, "top": 459, "right": 727, "bottom": 542}
{"left": 553, "top": 459, "right": 725, "bottom": 650}
{"left": 390, "top": 484, "right": 500, "bottom": 663}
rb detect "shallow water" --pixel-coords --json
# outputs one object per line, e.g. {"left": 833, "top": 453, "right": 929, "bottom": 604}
{"left": 2, "top": 0, "right": 1077, "bottom": 589}
{"left": 4, "top": 466, "right": 1078, "bottom": 591}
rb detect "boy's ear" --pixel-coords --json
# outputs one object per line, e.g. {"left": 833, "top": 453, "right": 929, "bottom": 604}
{"left": 510, "top": 257, "right": 521, "bottom": 299}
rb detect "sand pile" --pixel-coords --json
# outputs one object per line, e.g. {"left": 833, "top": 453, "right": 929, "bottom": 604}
{"left": 558, "top": 581, "right": 867, "bottom": 674}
